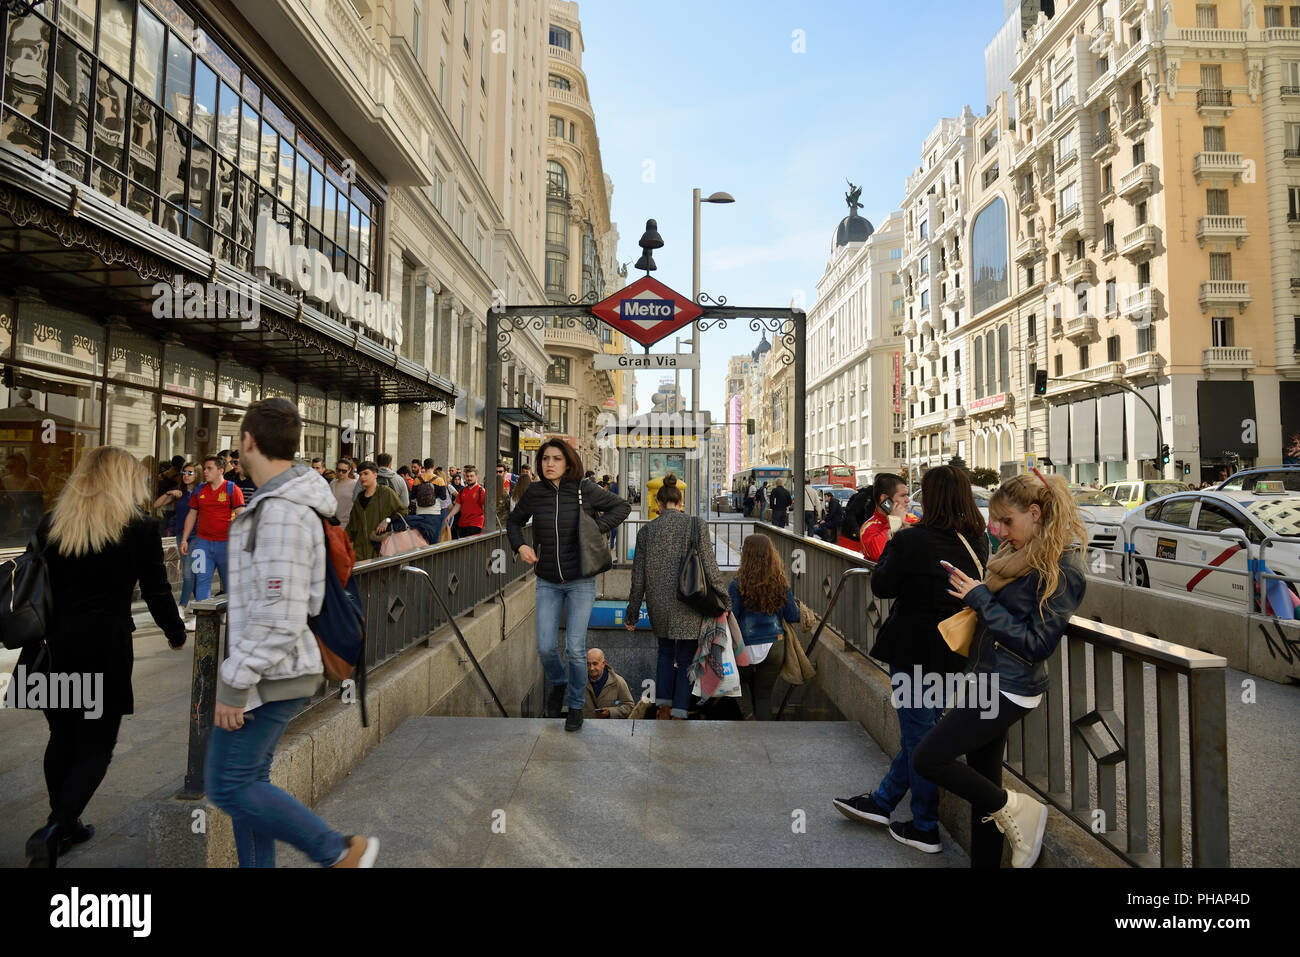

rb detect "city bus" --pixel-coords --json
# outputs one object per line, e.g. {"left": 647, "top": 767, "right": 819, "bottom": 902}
{"left": 806, "top": 465, "right": 856, "bottom": 490}
{"left": 731, "top": 465, "right": 793, "bottom": 511}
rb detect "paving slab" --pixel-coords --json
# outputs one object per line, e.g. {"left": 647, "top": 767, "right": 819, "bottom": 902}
{"left": 286, "top": 716, "right": 964, "bottom": 867}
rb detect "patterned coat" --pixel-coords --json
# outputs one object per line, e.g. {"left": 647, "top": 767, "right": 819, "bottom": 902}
{"left": 625, "top": 509, "right": 728, "bottom": 642}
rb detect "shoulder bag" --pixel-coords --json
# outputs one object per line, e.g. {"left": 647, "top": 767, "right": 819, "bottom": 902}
{"left": 576, "top": 480, "right": 613, "bottom": 578}
{"left": 676, "top": 516, "right": 727, "bottom": 617}
{"left": 937, "top": 532, "right": 985, "bottom": 657}
{"left": 0, "top": 527, "right": 53, "bottom": 650}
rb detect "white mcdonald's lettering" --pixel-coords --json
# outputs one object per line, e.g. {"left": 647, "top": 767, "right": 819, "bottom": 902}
{"left": 254, "top": 213, "right": 402, "bottom": 348}
{"left": 620, "top": 298, "right": 674, "bottom": 318}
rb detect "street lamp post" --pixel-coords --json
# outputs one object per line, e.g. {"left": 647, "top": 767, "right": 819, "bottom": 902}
{"left": 692, "top": 188, "right": 734, "bottom": 515}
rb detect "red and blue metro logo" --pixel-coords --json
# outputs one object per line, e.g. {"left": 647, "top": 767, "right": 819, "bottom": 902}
{"left": 590, "top": 275, "right": 704, "bottom": 347}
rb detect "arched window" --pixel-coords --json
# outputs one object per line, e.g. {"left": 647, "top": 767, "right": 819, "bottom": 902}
{"left": 547, "top": 160, "right": 568, "bottom": 196}
{"left": 548, "top": 73, "right": 571, "bottom": 90}
{"left": 971, "top": 196, "right": 1009, "bottom": 314}
{"left": 974, "top": 336, "right": 984, "bottom": 398}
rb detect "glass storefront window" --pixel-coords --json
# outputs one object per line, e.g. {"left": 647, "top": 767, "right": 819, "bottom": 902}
{"left": 107, "top": 327, "right": 160, "bottom": 387}
{"left": 217, "top": 80, "right": 239, "bottom": 162}
{"left": 52, "top": 40, "right": 93, "bottom": 159}
{"left": 164, "top": 33, "right": 191, "bottom": 122}
{"left": 302, "top": 422, "right": 325, "bottom": 462}
{"left": 163, "top": 344, "right": 216, "bottom": 400}
{"left": 216, "top": 405, "right": 244, "bottom": 451}
{"left": 298, "top": 382, "right": 326, "bottom": 423}
{"left": 0, "top": 371, "right": 102, "bottom": 546}
{"left": 105, "top": 383, "right": 157, "bottom": 471}
{"left": 218, "top": 359, "right": 259, "bottom": 407}
{"left": 193, "top": 59, "right": 216, "bottom": 142}
{"left": 16, "top": 302, "right": 104, "bottom": 376}
{"left": 92, "top": 66, "right": 126, "bottom": 198}
{"left": 159, "top": 396, "right": 212, "bottom": 465}
{"left": 0, "top": 292, "right": 13, "bottom": 358}
{"left": 59, "top": 0, "right": 98, "bottom": 50}
{"left": 326, "top": 395, "right": 340, "bottom": 425}
{"left": 128, "top": 94, "right": 159, "bottom": 217}
{"left": 263, "top": 374, "right": 294, "bottom": 402}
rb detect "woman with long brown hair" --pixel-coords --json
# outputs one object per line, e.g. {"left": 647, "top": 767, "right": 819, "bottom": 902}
{"left": 19, "top": 446, "right": 187, "bottom": 866}
{"left": 912, "top": 470, "right": 1087, "bottom": 868}
{"left": 728, "top": 534, "right": 799, "bottom": 720}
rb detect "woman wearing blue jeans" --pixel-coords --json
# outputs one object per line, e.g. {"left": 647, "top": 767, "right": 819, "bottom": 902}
{"left": 624, "top": 475, "right": 728, "bottom": 719}
{"left": 153, "top": 460, "right": 200, "bottom": 627}
{"left": 507, "top": 440, "right": 629, "bottom": 731}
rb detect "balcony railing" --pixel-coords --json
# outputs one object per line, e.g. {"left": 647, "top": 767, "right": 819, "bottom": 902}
{"left": 1121, "top": 102, "right": 1147, "bottom": 130}
{"left": 1117, "top": 162, "right": 1156, "bottom": 198}
{"left": 1122, "top": 286, "right": 1159, "bottom": 320}
{"left": 1180, "top": 28, "right": 1247, "bottom": 43}
{"left": 1062, "top": 257, "right": 1095, "bottom": 284}
{"left": 1202, "top": 346, "right": 1255, "bottom": 370}
{"left": 1195, "top": 88, "right": 1232, "bottom": 109}
{"left": 1120, "top": 224, "right": 1160, "bottom": 259}
{"left": 1124, "top": 351, "right": 1164, "bottom": 377}
{"left": 1198, "top": 280, "right": 1252, "bottom": 312}
{"left": 1080, "top": 360, "right": 1126, "bottom": 383}
{"left": 1193, "top": 151, "right": 1246, "bottom": 182}
{"left": 1196, "top": 214, "right": 1248, "bottom": 247}
{"left": 1092, "top": 126, "right": 1115, "bottom": 153}
{"left": 1056, "top": 148, "right": 1078, "bottom": 169}
{"left": 901, "top": 318, "right": 917, "bottom": 337}
{"left": 904, "top": 352, "right": 919, "bottom": 370}
{"left": 1286, "top": 148, "right": 1300, "bottom": 161}
{"left": 1283, "top": 85, "right": 1300, "bottom": 97}
{"left": 1290, "top": 277, "right": 1300, "bottom": 291}
{"left": 1065, "top": 315, "right": 1098, "bottom": 341}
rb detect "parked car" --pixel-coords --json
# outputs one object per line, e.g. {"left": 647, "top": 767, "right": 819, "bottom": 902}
{"left": 1112, "top": 486, "right": 1300, "bottom": 608}
{"left": 1217, "top": 466, "right": 1300, "bottom": 493}
{"left": 1101, "top": 480, "right": 1189, "bottom": 510}
{"left": 908, "top": 485, "right": 1001, "bottom": 553}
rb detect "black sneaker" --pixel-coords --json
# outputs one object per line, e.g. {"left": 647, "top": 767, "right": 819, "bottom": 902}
{"left": 888, "top": 820, "right": 942, "bottom": 854}
{"left": 545, "top": 685, "right": 566, "bottom": 718}
{"left": 832, "top": 794, "right": 890, "bottom": 826}
{"left": 564, "top": 709, "right": 583, "bottom": 732}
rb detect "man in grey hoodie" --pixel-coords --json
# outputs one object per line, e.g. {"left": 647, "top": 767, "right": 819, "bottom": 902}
{"left": 205, "top": 397, "right": 377, "bottom": 868}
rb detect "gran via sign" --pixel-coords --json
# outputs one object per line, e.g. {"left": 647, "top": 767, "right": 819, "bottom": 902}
{"left": 253, "top": 213, "right": 402, "bottom": 349}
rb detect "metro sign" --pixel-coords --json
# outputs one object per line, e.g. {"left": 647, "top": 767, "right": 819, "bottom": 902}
{"left": 590, "top": 276, "right": 703, "bottom": 347}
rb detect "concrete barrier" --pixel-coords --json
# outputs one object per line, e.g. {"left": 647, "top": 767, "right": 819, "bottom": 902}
{"left": 147, "top": 575, "right": 541, "bottom": 867}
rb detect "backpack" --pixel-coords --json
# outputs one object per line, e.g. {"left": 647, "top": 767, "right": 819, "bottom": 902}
{"left": 0, "top": 527, "right": 53, "bottom": 650}
{"left": 415, "top": 479, "right": 439, "bottom": 509}
{"left": 244, "top": 506, "right": 369, "bottom": 726}
{"left": 309, "top": 515, "right": 369, "bottom": 727}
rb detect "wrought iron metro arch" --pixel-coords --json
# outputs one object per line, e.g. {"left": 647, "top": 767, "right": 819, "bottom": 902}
{"left": 484, "top": 291, "right": 809, "bottom": 535}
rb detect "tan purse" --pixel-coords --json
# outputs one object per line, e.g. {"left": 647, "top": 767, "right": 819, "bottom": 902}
{"left": 937, "top": 533, "right": 984, "bottom": 658}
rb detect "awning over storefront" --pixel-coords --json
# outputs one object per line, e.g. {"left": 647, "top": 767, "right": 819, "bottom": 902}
{"left": 1197, "top": 380, "right": 1258, "bottom": 460}
{"left": 0, "top": 184, "right": 453, "bottom": 407}
{"left": 1070, "top": 399, "right": 1097, "bottom": 464}
{"left": 1049, "top": 403, "right": 1070, "bottom": 465}
{"left": 1097, "top": 392, "right": 1126, "bottom": 462}
{"left": 1134, "top": 384, "right": 1160, "bottom": 460}
{"left": 498, "top": 407, "right": 546, "bottom": 427}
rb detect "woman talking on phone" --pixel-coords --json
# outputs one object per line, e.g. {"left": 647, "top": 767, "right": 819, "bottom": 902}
{"left": 911, "top": 470, "right": 1086, "bottom": 868}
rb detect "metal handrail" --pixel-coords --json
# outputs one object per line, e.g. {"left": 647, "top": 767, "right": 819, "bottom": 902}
{"left": 774, "top": 566, "right": 875, "bottom": 719}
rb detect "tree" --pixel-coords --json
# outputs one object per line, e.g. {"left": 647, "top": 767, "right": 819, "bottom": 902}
{"left": 948, "top": 455, "right": 969, "bottom": 471}
{"left": 970, "top": 467, "right": 1000, "bottom": 488}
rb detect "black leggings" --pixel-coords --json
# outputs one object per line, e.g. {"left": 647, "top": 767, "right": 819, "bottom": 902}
{"left": 42, "top": 709, "right": 124, "bottom": 831}
{"left": 912, "top": 695, "right": 1031, "bottom": 868}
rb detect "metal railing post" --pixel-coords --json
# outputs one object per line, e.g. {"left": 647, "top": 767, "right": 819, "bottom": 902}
{"left": 180, "top": 598, "right": 225, "bottom": 798}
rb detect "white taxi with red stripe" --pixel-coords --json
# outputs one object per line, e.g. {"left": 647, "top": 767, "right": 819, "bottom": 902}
{"left": 1116, "top": 486, "right": 1300, "bottom": 606}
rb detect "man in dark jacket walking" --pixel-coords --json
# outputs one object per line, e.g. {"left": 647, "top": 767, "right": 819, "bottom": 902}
{"left": 768, "top": 478, "right": 793, "bottom": 527}
{"left": 817, "top": 492, "right": 845, "bottom": 543}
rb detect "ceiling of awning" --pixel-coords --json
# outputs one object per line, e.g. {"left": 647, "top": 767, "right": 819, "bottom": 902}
{"left": 0, "top": 209, "right": 451, "bottom": 406}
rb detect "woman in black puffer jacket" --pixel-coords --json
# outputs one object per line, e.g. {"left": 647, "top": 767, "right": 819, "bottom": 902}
{"left": 507, "top": 439, "right": 629, "bottom": 731}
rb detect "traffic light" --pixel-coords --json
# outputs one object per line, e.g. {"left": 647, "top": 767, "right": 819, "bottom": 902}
{"left": 1033, "top": 369, "right": 1048, "bottom": 395}
{"left": 1183, "top": 462, "right": 1192, "bottom": 476}
{"left": 1160, "top": 444, "right": 1171, "bottom": 465}
{"left": 746, "top": 418, "right": 755, "bottom": 435}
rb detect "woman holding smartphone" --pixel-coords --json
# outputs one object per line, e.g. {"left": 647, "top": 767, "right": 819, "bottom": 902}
{"left": 833, "top": 465, "right": 987, "bottom": 853}
{"left": 912, "top": 470, "right": 1086, "bottom": 868}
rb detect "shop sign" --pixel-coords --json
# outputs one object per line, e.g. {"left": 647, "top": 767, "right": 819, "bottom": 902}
{"left": 968, "top": 392, "right": 1007, "bottom": 414}
{"left": 254, "top": 214, "right": 402, "bottom": 349}
{"left": 520, "top": 436, "right": 542, "bottom": 451}
{"left": 614, "top": 433, "right": 700, "bottom": 449}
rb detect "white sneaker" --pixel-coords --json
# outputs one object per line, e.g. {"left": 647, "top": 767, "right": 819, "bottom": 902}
{"left": 184, "top": 617, "right": 196, "bottom": 631}
{"left": 983, "top": 788, "right": 1048, "bottom": 868}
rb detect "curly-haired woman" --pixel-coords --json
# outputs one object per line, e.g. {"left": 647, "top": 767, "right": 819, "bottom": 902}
{"left": 728, "top": 534, "right": 799, "bottom": 720}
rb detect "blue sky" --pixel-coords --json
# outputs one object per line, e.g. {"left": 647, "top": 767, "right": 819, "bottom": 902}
{"left": 577, "top": 0, "right": 1009, "bottom": 420}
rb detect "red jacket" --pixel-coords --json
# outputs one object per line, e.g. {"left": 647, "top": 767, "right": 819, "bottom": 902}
{"left": 859, "top": 510, "right": 918, "bottom": 562}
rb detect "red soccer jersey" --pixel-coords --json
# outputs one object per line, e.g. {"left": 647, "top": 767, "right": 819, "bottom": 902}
{"left": 456, "top": 482, "right": 486, "bottom": 528}
{"left": 190, "top": 480, "right": 245, "bottom": 541}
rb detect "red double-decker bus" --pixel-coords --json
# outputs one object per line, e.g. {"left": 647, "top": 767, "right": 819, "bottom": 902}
{"left": 806, "top": 465, "right": 856, "bottom": 489}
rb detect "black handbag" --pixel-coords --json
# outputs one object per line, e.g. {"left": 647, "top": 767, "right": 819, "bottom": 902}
{"left": 0, "top": 528, "right": 53, "bottom": 650}
{"left": 677, "top": 516, "right": 727, "bottom": 617}
{"left": 576, "top": 481, "right": 613, "bottom": 578}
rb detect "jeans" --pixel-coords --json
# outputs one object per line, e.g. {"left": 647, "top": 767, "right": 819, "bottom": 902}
{"left": 192, "top": 537, "right": 228, "bottom": 601}
{"left": 655, "top": 637, "right": 695, "bottom": 718}
{"left": 870, "top": 665, "right": 946, "bottom": 833}
{"left": 408, "top": 513, "right": 445, "bottom": 544}
{"left": 534, "top": 576, "right": 598, "bottom": 710}
{"left": 205, "top": 697, "right": 346, "bottom": 868}
{"left": 42, "top": 709, "right": 123, "bottom": 832}
{"left": 739, "top": 638, "right": 787, "bottom": 720}
{"left": 912, "top": 693, "right": 1032, "bottom": 867}
{"left": 179, "top": 534, "right": 196, "bottom": 606}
